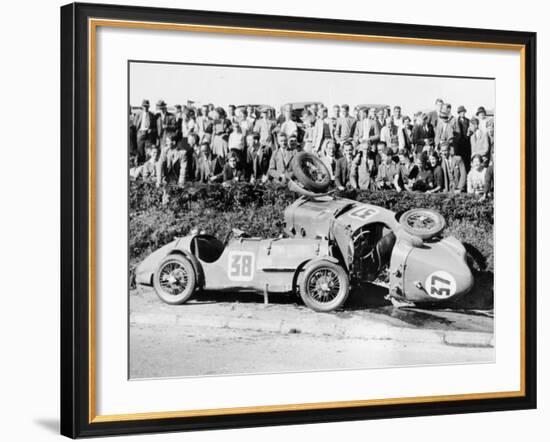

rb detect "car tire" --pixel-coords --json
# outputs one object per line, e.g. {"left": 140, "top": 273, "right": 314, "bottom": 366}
{"left": 291, "top": 152, "right": 331, "bottom": 193}
{"left": 153, "top": 254, "right": 197, "bottom": 305}
{"left": 299, "top": 261, "right": 349, "bottom": 312}
{"left": 399, "top": 208, "right": 446, "bottom": 240}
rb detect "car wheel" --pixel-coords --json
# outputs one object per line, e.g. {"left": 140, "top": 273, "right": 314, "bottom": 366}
{"left": 399, "top": 208, "right": 446, "bottom": 240}
{"left": 291, "top": 152, "right": 331, "bottom": 193}
{"left": 299, "top": 261, "right": 349, "bottom": 312}
{"left": 153, "top": 254, "right": 197, "bottom": 305}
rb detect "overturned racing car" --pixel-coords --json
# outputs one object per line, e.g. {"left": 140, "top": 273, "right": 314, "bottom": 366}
{"left": 136, "top": 153, "right": 474, "bottom": 312}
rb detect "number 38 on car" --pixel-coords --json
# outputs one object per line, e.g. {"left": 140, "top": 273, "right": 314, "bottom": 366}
{"left": 136, "top": 152, "right": 474, "bottom": 312}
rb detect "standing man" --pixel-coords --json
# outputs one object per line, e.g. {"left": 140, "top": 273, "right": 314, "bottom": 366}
{"left": 227, "top": 105, "right": 237, "bottom": 124}
{"left": 245, "top": 132, "right": 272, "bottom": 183}
{"left": 268, "top": 132, "right": 296, "bottom": 183}
{"left": 196, "top": 104, "right": 211, "bottom": 143}
{"left": 334, "top": 104, "right": 356, "bottom": 147}
{"left": 469, "top": 117, "right": 491, "bottom": 162}
{"left": 434, "top": 107, "right": 454, "bottom": 149}
{"left": 398, "top": 116, "right": 413, "bottom": 152}
{"left": 454, "top": 105, "right": 471, "bottom": 169}
{"left": 353, "top": 107, "right": 367, "bottom": 146}
{"left": 254, "top": 108, "right": 276, "bottom": 148}
{"left": 440, "top": 142, "right": 467, "bottom": 193}
{"left": 475, "top": 106, "right": 495, "bottom": 151}
{"left": 392, "top": 105, "right": 404, "bottom": 128}
{"left": 133, "top": 99, "right": 156, "bottom": 164}
{"left": 280, "top": 104, "right": 298, "bottom": 140}
{"left": 427, "top": 98, "right": 445, "bottom": 128}
{"left": 155, "top": 100, "right": 177, "bottom": 146}
{"left": 334, "top": 142, "right": 354, "bottom": 190}
{"left": 412, "top": 113, "right": 435, "bottom": 154}
{"left": 380, "top": 117, "right": 399, "bottom": 153}
{"left": 312, "top": 107, "right": 333, "bottom": 155}
{"left": 361, "top": 107, "right": 381, "bottom": 148}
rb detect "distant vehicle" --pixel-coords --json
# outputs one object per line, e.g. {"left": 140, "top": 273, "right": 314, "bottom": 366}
{"left": 236, "top": 104, "right": 273, "bottom": 114}
{"left": 355, "top": 103, "right": 391, "bottom": 114}
{"left": 282, "top": 102, "right": 324, "bottom": 121}
{"left": 137, "top": 152, "right": 474, "bottom": 311}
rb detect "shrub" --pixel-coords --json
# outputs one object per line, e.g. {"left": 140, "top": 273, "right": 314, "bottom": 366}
{"left": 129, "top": 181, "right": 494, "bottom": 274}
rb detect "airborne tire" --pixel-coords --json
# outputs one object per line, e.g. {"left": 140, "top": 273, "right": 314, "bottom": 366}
{"left": 291, "top": 152, "right": 331, "bottom": 193}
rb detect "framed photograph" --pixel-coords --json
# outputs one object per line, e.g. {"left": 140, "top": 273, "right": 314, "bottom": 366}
{"left": 60, "top": 2, "right": 537, "bottom": 438}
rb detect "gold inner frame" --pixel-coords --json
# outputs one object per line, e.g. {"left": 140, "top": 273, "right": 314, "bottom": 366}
{"left": 87, "top": 18, "right": 527, "bottom": 424}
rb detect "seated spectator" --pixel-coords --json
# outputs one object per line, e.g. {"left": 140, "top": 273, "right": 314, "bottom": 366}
{"left": 411, "top": 153, "right": 434, "bottom": 192}
{"left": 221, "top": 153, "right": 244, "bottom": 186}
{"left": 350, "top": 143, "right": 377, "bottom": 191}
{"left": 334, "top": 142, "right": 354, "bottom": 190}
{"left": 373, "top": 141, "right": 386, "bottom": 166}
{"left": 426, "top": 152, "right": 444, "bottom": 193}
{"left": 246, "top": 132, "right": 272, "bottom": 183}
{"left": 130, "top": 145, "right": 159, "bottom": 181}
{"left": 268, "top": 132, "right": 295, "bottom": 184}
{"left": 376, "top": 149, "right": 399, "bottom": 190}
{"left": 397, "top": 151, "right": 418, "bottom": 191}
{"left": 321, "top": 140, "right": 338, "bottom": 183}
{"left": 156, "top": 135, "right": 188, "bottom": 187}
{"left": 288, "top": 134, "right": 302, "bottom": 152}
{"left": 467, "top": 154, "right": 487, "bottom": 195}
{"left": 195, "top": 142, "right": 224, "bottom": 183}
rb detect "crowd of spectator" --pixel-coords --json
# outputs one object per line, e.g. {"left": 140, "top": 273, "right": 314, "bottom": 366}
{"left": 129, "top": 98, "right": 494, "bottom": 198}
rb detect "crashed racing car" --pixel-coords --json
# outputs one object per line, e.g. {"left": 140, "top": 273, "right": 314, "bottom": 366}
{"left": 136, "top": 153, "right": 473, "bottom": 311}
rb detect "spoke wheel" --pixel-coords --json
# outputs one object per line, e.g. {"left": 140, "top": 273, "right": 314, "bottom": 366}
{"left": 291, "top": 152, "right": 331, "bottom": 192}
{"left": 399, "top": 208, "right": 446, "bottom": 240}
{"left": 299, "top": 261, "right": 349, "bottom": 312}
{"left": 153, "top": 255, "right": 196, "bottom": 305}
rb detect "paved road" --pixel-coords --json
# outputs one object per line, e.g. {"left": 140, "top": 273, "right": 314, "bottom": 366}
{"left": 130, "top": 322, "right": 494, "bottom": 378}
{"left": 129, "top": 286, "right": 494, "bottom": 378}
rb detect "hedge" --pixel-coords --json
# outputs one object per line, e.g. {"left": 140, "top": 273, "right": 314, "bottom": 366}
{"left": 130, "top": 181, "right": 494, "bottom": 273}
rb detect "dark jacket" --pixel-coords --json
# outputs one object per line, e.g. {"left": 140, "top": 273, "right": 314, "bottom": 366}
{"left": 412, "top": 123, "right": 435, "bottom": 150}
{"left": 334, "top": 157, "right": 352, "bottom": 188}
{"left": 195, "top": 154, "right": 224, "bottom": 183}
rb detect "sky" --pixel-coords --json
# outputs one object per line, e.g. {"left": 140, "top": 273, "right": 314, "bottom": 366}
{"left": 130, "top": 62, "right": 495, "bottom": 118}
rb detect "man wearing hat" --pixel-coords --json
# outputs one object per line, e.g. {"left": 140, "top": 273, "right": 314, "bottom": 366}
{"left": 475, "top": 106, "right": 495, "bottom": 149}
{"left": 133, "top": 99, "right": 156, "bottom": 164}
{"left": 427, "top": 98, "right": 445, "bottom": 128}
{"left": 454, "top": 105, "right": 471, "bottom": 169}
{"left": 435, "top": 104, "right": 454, "bottom": 149}
{"left": 254, "top": 107, "right": 276, "bottom": 148}
{"left": 155, "top": 100, "right": 177, "bottom": 146}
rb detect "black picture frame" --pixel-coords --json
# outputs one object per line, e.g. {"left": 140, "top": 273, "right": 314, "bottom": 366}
{"left": 60, "top": 2, "right": 537, "bottom": 438}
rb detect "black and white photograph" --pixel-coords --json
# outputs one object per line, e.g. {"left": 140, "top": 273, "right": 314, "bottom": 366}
{"left": 129, "top": 61, "right": 495, "bottom": 379}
